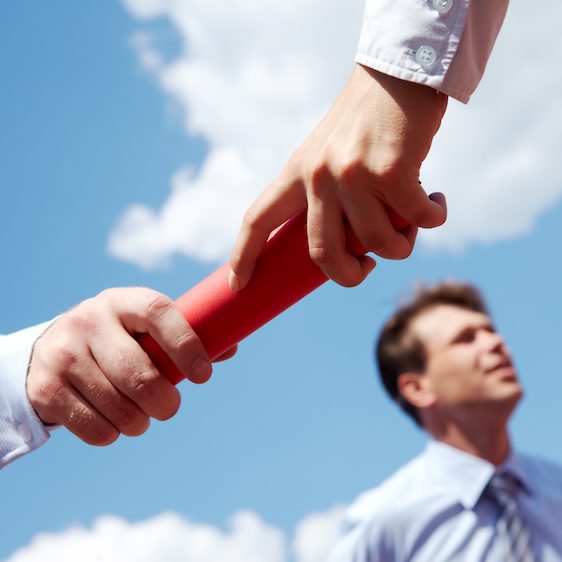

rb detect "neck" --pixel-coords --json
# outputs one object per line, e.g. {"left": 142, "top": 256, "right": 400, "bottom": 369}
{"left": 425, "top": 410, "right": 512, "bottom": 466}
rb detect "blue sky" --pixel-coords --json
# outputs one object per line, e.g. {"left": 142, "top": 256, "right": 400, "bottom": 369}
{"left": 1, "top": 1, "right": 562, "bottom": 560}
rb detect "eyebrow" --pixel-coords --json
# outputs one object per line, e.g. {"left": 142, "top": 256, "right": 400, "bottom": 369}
{"left": 447, "top": 320, "right": 496, "bottom": 345}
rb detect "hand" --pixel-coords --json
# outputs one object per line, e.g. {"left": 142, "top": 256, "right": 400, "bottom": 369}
{"left": 230, "top": 64, "right": 448, "bottom": 289}
{"left": 26, "top": 287, "right": 236, "bottom": 446}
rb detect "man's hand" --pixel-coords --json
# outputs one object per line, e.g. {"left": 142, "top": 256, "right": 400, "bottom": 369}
{"left": 26, "top": 287, "right": 236, "bottom": 446}
{"left": 230, "top": 64, "right": 448, "bottom": 289}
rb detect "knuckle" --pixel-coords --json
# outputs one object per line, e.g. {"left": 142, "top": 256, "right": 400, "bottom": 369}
{"left": 362, "top": 232, "right": 388, "bottom": 254}
{"left": 170, "top": 330, "right": 200, "bottom": 355}
{"left": 405, "top": 206, "right": 429, "bottom": 226}
{"left": 308, "top": 246, "right": 332, "bottom": 267}
{"left": 371, "top": 155, "right": 403, "bottom": 179}
{"left": 114, "top": 405, "right": 144, "bottom": 433}
{"left": 31, "top": 378, "right": 66, "bottom": 413}
{"left": 82, "top": 382, "right": 106, "bottom": 404}
{"left": 129, "top": 370, "right": 159, "bottom": 402}
{"left": 111, "top": 346, "right": 136, "bottom": 373}
{"left": 62, "top": 307, "right": 98, "bottom": 337}
{"left": 365, "top": 234, "right": 411, "bottom": 260}
{"left": 145, "top": 294, "right": 174, "bottom": 323}
{"left": 49, "top": 381, "right": 69, "bottom": 406}
{"left": 95, "top": 288, "right": 115, "bottom": 303}
{"left": 286, "top": 147, "right": 304, "bottom": 171}
{"left": 308, "top": 248, "right": 364, "bottom": 288}
{"left": 30, "top": 333, "right": 81, "bottom": 377}
{"left": 46, "top": 340, "right": 81, "bottom": 373}
{"left": 241, "top": 203, "right": 265, "bottom": 232}
{"left": 338, "top": 158, "right": 369, "bottom": 189}
{"left": 309, "top": 161, "right": 333, "bottom": 194}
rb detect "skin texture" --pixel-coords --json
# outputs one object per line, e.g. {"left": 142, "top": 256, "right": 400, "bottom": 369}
{"left": 230, "top": 63, "right": 448, "bottom": 290}
{"left": 398, "top": 305, "right": 522, "bottom": 465}
{"left": 26, "top": 287, "right": 236, "bottom": 446}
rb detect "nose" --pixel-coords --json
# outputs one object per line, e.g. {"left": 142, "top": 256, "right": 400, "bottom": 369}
{"left": 480, "top": 329, "right": 506, "bottom": 352}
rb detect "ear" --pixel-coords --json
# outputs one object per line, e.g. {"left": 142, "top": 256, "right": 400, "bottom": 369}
{"left": 397, "top": 372, "right": 436, "bottom": 410}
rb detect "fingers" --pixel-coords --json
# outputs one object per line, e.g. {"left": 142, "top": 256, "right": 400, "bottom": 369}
{"left": 57, "top": 353, "right": 150, "bottom": 438}
{"left": 340, "top": 192, "right": 415, "bottom": 261}
{"left": 110, "top": 288, "right": 212, "bottom": 384}
{"left": 428, "top": 191, "right": 447, "bottom": 219}
{"left": 229, "top": 175, "right": 306, "bottom": 291}
{"left": 26, "top": 286, "right": 238, "bottom": 448}
{"left": 307, "top": 167, "right": 375, "bottom": 287}
{"left": 383, "top": 178, "right": 447, "bottom": 230}
{"left": 68, "top": 363, "right": 151, "bottom": 438}
{"left": 89, "top": 325, "right": 181, "bottom": 422}
{"left": 231, "top": 64, "right": 449, "bottom": 287}
{"left": 26, "top": 345, "right": 121, "bottom": 446}
{"left": 36, "top": 383, "right": 120, "bottom": 447}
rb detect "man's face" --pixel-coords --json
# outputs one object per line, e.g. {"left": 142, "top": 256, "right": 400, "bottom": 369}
{"left": 410, "top": 305, "right": 523, "bottom": 417}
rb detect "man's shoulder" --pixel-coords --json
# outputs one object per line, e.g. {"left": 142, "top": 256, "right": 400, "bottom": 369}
{"left": 342, "top": 452, "right": 435, "bottom": 531}
{"left": 518, "top": 452, "right": 562, "bottom": 491}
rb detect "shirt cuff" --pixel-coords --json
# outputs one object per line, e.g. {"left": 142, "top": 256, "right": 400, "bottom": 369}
{"left": 355, "top": 0, "right": 509, "bottom": 104}
{"left": 0, "top": 319, "right": 57, "bottom": 469}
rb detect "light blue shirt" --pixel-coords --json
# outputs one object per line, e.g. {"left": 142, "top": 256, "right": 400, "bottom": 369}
{"left": 329, "top": 441, "right": 562, "bottom": 561}
{"left": 0, "top": 321, "right": 55, "bottom": 469}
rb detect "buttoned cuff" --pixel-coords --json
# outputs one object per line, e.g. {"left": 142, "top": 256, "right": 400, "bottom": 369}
{"left": 0, "top": 320, "right": 57, "bottom": 469}
{"left": 356, "top": 0, "right": 470, "bottom": 102}
{"left": 356, "top": 0, "right": 509, "bottom": 104}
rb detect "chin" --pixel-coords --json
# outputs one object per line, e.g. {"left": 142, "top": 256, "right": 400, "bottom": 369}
{"left": 493, "top": 387, "right": 523, "bottom": 411}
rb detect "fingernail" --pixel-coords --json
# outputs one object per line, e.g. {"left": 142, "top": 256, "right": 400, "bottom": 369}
{"left": 192, "top": 358, "right": 212, "bottom": 383}
{"left": 228, "top": 270, "right": 240, "bottom": 292}
{"left": 430, "top": 192, "right": 447, "bottom": 209}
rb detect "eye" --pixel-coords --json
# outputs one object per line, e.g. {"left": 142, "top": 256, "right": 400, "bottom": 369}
{"left": 453, "top": 329, "right": 476, "bottom": 344}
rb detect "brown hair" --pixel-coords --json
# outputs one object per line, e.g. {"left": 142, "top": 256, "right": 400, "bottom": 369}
{"left": 376, "top": 282, "right": 489, "bottom": 426}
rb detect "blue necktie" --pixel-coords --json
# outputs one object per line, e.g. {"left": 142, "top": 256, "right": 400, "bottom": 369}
{"left": 486, "top": 472, "right": 536, "bottom": 562}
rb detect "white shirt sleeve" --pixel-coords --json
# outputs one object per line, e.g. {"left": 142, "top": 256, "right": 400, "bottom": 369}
{"left": 355, "top": 0, "right": 509, "bottom": 103}
{"left": 0, "top": 320, "right": 57, "bottom": 469}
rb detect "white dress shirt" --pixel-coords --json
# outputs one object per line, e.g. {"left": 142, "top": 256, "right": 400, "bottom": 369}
{"left": 329, "top": 441, "right": 562, "bottom": 561}
{"left": 356, "top": 0, "right": 509, "bottom": 103}
{"left": 0, "top": 321, "right": 56, "bottom": 469}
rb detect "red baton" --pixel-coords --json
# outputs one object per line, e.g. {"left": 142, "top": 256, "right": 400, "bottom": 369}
{"left": 138, "top": 209, "right": 408, "bottom": 384}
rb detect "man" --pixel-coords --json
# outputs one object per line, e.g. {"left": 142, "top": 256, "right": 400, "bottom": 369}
{"left": 329, "top": 282, "right": 562, "bottom": 561}
{"left": 230, "top": 1, "right": 509, "bottom": 289}
{"left": 0, "top": 287, "right": 235, "bottom": 469}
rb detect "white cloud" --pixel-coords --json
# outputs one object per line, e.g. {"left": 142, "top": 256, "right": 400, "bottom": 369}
{"left": 108, "top": 150, "right": 257, "bottom": 267}
{"left": 421, "top": 0, "right": 562, "bottom": 252}
{"left": 111, "top": 0, "right": 363, "bottom": 268}
{"left": 4, "top": 508, "right": 345, "bottom": 562}
{"left": 292, "top": 505, "right": 346, "bottom": 562}
{"left": 111, "top": 0, "right": 562, "bottom": 268}
{"left": 130, "top": 32, "right": 163, "bottom": 72}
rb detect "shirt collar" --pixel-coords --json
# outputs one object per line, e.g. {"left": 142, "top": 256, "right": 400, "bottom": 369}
{"left": 498, "top": 452, "right": 533, "bottom": 496}
{"left": 423, "top": 440, "right": 531, "bottom": 510}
